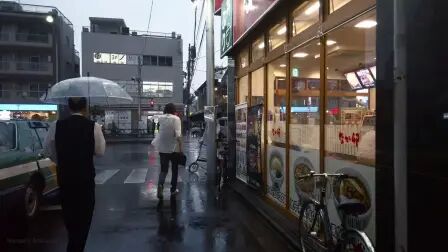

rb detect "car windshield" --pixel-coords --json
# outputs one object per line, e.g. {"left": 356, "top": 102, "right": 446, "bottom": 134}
{"left": 0, "top": 122, "right": 16, "bottom": 152}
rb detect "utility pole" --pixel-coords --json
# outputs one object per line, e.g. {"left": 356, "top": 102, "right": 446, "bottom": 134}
{"left": 137, "top": 55, "right": 142, "bottom": 137}
{"left": 186, "top": 44, "right": 196, "bottom": 131}
{"left": 205, "top": 0, "right": 216, "bottom": 182}
{"left": 186, "top": 44, "right": 192, "bottom": 130}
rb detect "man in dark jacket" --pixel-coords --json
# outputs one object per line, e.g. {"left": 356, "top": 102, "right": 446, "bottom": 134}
{"left": 44, "top": 97, "right": 106, "bottom": 252}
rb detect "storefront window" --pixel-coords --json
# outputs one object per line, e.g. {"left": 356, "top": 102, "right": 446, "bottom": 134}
{"left": 324, "top": 10, "right": 376, "bottom": 242}
{"left": 330, "top": 0, "right": 353, "bottom": 13}
{"left": 266, "top": 56, "right": 287, "bottom": 206}
{"left": 268, "top": 20, "right": 287, "bottom": 51}
{"left": 238, "top": 48, "right": 249, "bottom": 69}
{"left": 237, "top": 75, "right": 249, "bottom": 104}
{"left": 142, "top": 81, "right": 174, "bottom": 98}
{"left": 251, "top": 67, "right": 264, "bottom": 106}
{"left": 288, "top": 40, "right": 321, "bottom": 215}
{"left": 252, "top": 36, "right": 265, "bottom": 62}
{"left": 292, "top": 0, "right": 320, "bottom": 37}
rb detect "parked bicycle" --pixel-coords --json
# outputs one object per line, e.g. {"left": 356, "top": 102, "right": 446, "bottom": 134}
{"left": 215, "top": 136, "right": 228, "bottom": 194}
{"left": 297, "top": 171, "right": 375, "bottom": 252}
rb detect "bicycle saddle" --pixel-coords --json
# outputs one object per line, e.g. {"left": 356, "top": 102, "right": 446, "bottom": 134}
{"left": 337, "top": 203, "right": 367, "bottom": 216}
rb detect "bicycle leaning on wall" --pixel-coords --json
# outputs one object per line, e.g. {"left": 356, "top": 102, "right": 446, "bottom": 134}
{"left": 297, "top": 172, "right": 375, "bottom": 252}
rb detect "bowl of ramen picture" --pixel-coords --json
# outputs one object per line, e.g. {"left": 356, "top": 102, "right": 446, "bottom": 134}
{"left": 293, "top": 157, "right": 315, "bottom": 201}
{"left": 269, "top": 152, "right": 284, "bottom": 190}
{"left": 332, "top": 168, "right": 372, "bottom": 230}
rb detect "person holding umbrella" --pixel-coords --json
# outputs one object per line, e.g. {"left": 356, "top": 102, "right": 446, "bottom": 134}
{"left": 41, "top": 77, "right": 131, "bottom": 251}
{"left": 44, "top": 97, "right": 106, "bottom": 251}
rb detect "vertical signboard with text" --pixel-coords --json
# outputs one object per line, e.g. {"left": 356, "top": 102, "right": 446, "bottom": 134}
{"left": 246, "top": 104, "right": 263, "bottom": 189}
{"left": 232, "top": 0, "right": 279, "bottom": 44}
{"left": 220, "top": 0, "right": 233, "bottom": 57}
{"left": 215, "top": 0, "right": 223, "bottom": 13}
{"left": 235, "top": 103, "right": 247, "bottom": 183}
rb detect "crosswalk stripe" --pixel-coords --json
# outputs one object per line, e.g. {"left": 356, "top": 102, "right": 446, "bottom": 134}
{"left": 95, "top": 169, "right": 120, "bottom": 184}
{"left": 124, "top": 168, "right": 148, "bottom": 184}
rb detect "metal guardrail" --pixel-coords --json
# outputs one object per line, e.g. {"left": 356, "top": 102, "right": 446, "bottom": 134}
{"left": 81, "top": 26, "right": 178, "bottom": 39}
{"left": 15, "top": 33, "right": 49, "bottom": 43}
{"left": 103, "top": 128, "right": 155, "bottom": 137}
{"left": 0, "top": 32, "right": 9, "bottom": 41}
{"left": 18, "top": 4, "right": 73, "bottom": 27}
{"left": 16, "top": 62, "right": 50, "bottom": 71}
{"left": 0, "top": 61, "right": 9, "bottom": 70}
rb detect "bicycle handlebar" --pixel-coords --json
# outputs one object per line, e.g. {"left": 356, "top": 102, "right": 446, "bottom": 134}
{"left": 297, "top": 172, "right": 351, "bottom": 182}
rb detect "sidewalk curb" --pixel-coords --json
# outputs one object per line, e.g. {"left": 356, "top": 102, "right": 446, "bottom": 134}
{"left": 229, "top": 180, "right": 301, "bottom": 251}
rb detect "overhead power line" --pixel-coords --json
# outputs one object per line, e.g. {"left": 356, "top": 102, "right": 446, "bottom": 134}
{"left": 141, "top": 0, "right": 155, "bottom": 53}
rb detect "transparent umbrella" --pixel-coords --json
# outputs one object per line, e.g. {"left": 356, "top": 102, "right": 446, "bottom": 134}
{"left": 40, "top": 77, "right": 133, "bottom": 105}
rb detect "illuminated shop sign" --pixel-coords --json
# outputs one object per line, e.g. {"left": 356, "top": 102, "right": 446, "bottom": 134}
{"left": 0, "top": 104, "right": 58, "bottom": 111}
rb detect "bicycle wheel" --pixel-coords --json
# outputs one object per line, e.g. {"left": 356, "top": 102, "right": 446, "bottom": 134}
{"left": 189, "top": 162, "right": 199, "bottom": 173}
{"left": 298, "top": 201, "right": 329, "bottom": 252}
{"left": 338, "top": 229, "right": 375, "bottom": 252}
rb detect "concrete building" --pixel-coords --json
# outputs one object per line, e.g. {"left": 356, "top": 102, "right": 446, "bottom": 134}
{"left": 0, "top": 1, "right": 79, "bottom": 120}
{"left": 82, "top": 17, "right": 184, "bottom": 134}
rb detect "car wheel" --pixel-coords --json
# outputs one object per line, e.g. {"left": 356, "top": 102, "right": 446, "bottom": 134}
{"left": 24, "top": 183, "right": 40, "bottom": 219}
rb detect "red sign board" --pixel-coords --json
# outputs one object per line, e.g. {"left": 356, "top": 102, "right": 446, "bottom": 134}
{"left": 215, "top": 0, "right": 223, "bottom": 13}
{"left": 233, "top": 0, "right": 280, "bottom": 45}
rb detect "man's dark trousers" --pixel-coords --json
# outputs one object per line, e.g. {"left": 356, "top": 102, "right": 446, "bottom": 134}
{"left": 60, "top": 183, "right": 95, "bottom": 252}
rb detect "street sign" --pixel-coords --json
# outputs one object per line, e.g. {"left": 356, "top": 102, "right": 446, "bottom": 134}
{"left": 220, "top": 0, "right": 233, "bottom": 57}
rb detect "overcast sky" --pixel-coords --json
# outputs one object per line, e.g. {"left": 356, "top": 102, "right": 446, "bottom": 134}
{"left": 19, "top": 0, "right": 224, "bottom": 90}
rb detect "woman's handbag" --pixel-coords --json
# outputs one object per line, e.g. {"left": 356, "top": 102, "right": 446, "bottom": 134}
{"left": 176, "top": 152, "right": 187, "bottom": 166}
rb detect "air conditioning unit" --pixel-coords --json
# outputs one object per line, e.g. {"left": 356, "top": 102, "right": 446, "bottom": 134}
{"left": 121, "top": 27, "right": 130, "bottom": 35}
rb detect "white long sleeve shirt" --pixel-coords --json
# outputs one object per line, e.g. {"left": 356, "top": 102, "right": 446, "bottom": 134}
{"left": 152, "top": 114, "right": 182, "bottom": 153}
{"left": 43, "top": 115, "right": 106, "bottom": 164}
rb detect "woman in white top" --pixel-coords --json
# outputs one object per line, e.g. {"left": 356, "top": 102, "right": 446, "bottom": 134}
{"left": 152, "top": 103, "right": 183, "bottom": 199}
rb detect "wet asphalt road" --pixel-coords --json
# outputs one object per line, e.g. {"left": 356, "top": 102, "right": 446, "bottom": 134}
{"left": 3, "top": 138, "right": 296, "bottom": 252}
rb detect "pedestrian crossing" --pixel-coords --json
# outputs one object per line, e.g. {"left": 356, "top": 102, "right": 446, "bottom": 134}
{"left": 124, "top": 168, "right": 148, "bottom": 184}
{"left": 95, "top": 169, "right": 120, "bottom": 184}
{"left": 94, "top": 168, "right": 183, "bottom": 185}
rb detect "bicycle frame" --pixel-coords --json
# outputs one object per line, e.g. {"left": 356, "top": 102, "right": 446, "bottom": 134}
{"left": 298, "top": 172, "right": 374, "bottom": 252}
{"left": 304, "top": 174, "right": 338, "bottom": 250}
{"left": 298, "top": 173, "right": 347, "bottom": 250}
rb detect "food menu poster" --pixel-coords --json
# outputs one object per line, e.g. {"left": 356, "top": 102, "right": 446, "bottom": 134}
{"left": 267, "top": 146, "right": 287, "bottom": 206}
{"left": 289, "top": 150, "right": 319, "bottom": 216}
{"left": 246, "top": 104, "right": 263, "bottom": 189}
{"left": 325, "top": 158, "right": 376, "bottom": 245}
{"left": 236, "top": 103, "right": 248, "bottom": 183}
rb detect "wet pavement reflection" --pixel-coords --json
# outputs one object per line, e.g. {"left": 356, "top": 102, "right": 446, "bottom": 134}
{"left": 2, "top": 138, "right": 297, "bottom": 252}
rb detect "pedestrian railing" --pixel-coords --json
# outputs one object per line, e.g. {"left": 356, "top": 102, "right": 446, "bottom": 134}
{"left": 0, "top": 32, "right": 9, "bottom": 41}
{"left": 0, "top": 61, "right": 9, "bottom": 70}
{"left": 15, "top": 33, "right": 50, "bottom": 43}
{"left": 16, "top": 62, "right": 51, "bottom": 71}
{"left": 103, "top": 128, "right": 155, "bottom": 137}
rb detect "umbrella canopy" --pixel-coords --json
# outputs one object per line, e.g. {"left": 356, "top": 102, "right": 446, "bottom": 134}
{"left": 40, "top": 77, "right": 133, "bottom": 105}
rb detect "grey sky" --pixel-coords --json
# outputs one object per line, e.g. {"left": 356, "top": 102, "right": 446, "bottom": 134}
{"left": 19, "top": 0, "right": 224, "bottom": 90}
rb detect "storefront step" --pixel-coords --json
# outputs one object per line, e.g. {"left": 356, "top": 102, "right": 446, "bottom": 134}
{"left": 229, "top": 180, "right": 301, "bottom": 251}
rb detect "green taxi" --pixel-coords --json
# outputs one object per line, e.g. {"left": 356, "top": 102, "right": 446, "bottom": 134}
{"left": 0, "top": 120, "right": 58, "bottom": 219}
